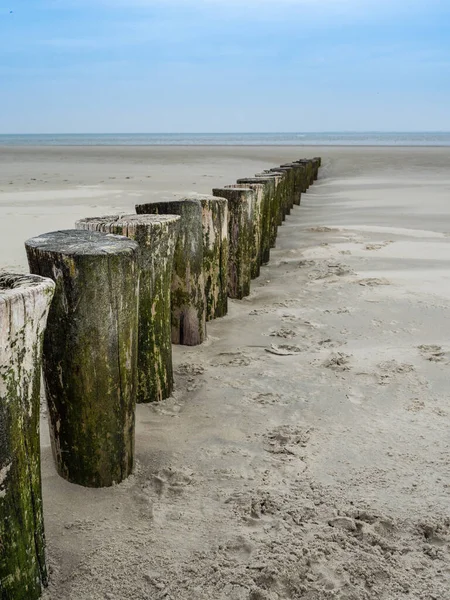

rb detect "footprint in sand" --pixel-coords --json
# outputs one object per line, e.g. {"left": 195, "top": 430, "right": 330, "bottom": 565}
{"left": 264, "top": 425, "right": 311, "bottom": 457}
{"left": 418, "top": 344, "right": 448, "bottom": 363}
{"left": 269, "top": 328, "right": 298, "bottom": 339}
{"left": 307, "top": 226, "right": 339, "bottom": 233}
{"left": 151, "top": 467, "right": 194, "bottom": 496}
{"left": 212, "top": 352, "right": 252, "bottom": 367}
{"left": 323, "top": 352, "right": 352, "bottom": 371}
{"left": 265, "top": 344, "right": 306, "bottom": 356}
{"left": 365, "top": 241, "right": 393, "bottom": 251}
{"left": 308, "top": 262, "right": 355, "bottom": 281}
{"left": 357, "top": 278, "right": 391, "bottom": 287}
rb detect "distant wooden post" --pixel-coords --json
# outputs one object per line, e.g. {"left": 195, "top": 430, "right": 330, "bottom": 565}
{"left": 312, "top": 157, "right": 322, "bottom": 179}
{"left": 225, "top": 184, "right": 262, "bottom": 279}
{"left": 212, "top": 188, "right": 253, "bottom": 299}
{"left": 237, "top": 177, "right": 276, "bottom": 257}
{"left": 280, "top": 163, "right": 308, "bottom": 201}
{"left": 189, "top": 195, "right": 229, "bottom": 321}
{"left": 254, "top": 172, "right": 285, "bottom": 225}
{"left": 26, "top": 230, "right": 139, "bottom": 488}
{"left": 76, "top": 214, "right": 180, "bottom": 403}
{"left": 136, "top": 199, "right": 207, "bottom": 346}
{"left": 268, "top": 168, "right": 296, "bottom": 215}
{"left": 294, "top": 160, "right": 314, "bottom": 189}
{"left": 0, "top": 273, "right": 54, "bottom": 600}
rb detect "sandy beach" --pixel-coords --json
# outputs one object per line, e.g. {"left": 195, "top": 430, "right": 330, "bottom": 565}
{"left": 1, "top": 145, "right": 450, "bottom": 599}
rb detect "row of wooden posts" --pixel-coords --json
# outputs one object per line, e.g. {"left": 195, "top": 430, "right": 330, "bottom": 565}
{"left": 0, "top": 157, "right": 321, "bottom": 599}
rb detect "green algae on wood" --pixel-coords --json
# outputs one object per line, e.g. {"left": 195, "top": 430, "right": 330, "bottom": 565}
{"left": 236, "top": 177, "right": 276, "bottom": 259}
{"left": 75, "top": 214, "right": 180, "bottom": 403}
{"left": 25, "top": 230, "right": 139, "bottom": 488}
{"left": 0, "top": 273, "right": 55, "bottom": 599}
{"left": 212, "top": 188, "right": 253, "bottom": 299}
{"left": 254, "top": 173, "right": 285, "bottom": 226}
{"left": 136, "top": 199, "right": 207, "bottom": 346}
{"left": 187, "top": 195, "right": 228, "bottom": 321}
{"left": 279, "top": 164, "right": 307, "bottom": 204}
{"left": 267, "top": 168, "right": 296, "bottom": 215}
{"left": 225, "top": 184, "right": 262, "bottom": 279}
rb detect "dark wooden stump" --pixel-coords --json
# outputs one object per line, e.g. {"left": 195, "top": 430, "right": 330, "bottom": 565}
{"left": 0, "top": 274, "right": 54, "bottom": 599}
{"left": 294, "top": 159, "right": 314, "bottom": 188}
{"left": 26, "top": 230, "right": 139, "bottom": 488}
{"left": 76, "top": 214, "right": 180, "bottom": 403}
{"left": 255, "top": 172, "right": 285, "bottom": 225}
{"left": 236, "top": 177, "right": 276, "bottom": 259}
{"left": 212, "top": 188, "right": 253, "bottom": 299}
{"left": 193, "top": 195, "right": 228, "bottom": 321}
{"left": 312, "top": 157, "right": 322, "bottom": 179}
{"left": 268, "top": 168, "right": 296, "bottom": 215}
{"left": 225, "top": 184, "right": 262, "bottom": 279}
{"left": 280, "top": 163, "right": 307, "bottom": 202}
{"left": 136, "top": 199, "right": 207, "bottom": 346}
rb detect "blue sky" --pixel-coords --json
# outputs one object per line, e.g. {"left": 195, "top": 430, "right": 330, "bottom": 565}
{"left": 1, "top": 0, "right": 449, "bottom": 133}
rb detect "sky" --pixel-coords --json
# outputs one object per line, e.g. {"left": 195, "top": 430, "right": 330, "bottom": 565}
{"left": 0, "top": 0, "right": 449, "bottom": 133}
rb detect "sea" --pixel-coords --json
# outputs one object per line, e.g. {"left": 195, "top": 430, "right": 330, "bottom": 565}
{"left": 0, "top": 132, "right": 449, "bottom": 147}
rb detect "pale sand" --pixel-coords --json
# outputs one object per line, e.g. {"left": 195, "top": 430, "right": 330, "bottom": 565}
{"left": 1, "top": 146, "right": 450, "bottom": 598}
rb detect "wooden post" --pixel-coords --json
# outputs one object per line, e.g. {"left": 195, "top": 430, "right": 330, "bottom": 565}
{"left": 190, "top": 195, "right": 229, "bottom": 321}
{"left": 212, "top": 188, "right": 253, "bottom": 299}
{"left": 136, "top": 199, "right": 207, "bottom": 346}
{"left": 268, "top": 168, "right": 296, "bottom": 215}
{"left": 280, "top": 163, "right": 307, "bottom": 201}
{"left": 26, "top": 230, "right": 139, "bottom": 488}
{"left": 294, "top": 159, "right": 314, "bottom": 188}
{"left": 237, "top": 177, "right": 276, "bottom": 257}
{"left": 75, "top": 214, "right": 180, "bottom": 403}
{"left": 225, "top": 184, "right": 262, "bottom": 279}
{"left": 254, "top": 172, "right": 285, "bottom": 225}
{"left": 312, "top": 157, "right": 322, "bottom": 179}
{"left": 0, "top": 274, "right": 54, "bottom": 599}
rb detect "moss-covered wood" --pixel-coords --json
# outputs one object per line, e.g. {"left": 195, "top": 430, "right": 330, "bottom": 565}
{"left": 294, "top": 160, "right": 314, "bottom": 189}
{"left": 225, "top": 184, "right": 261, "bottom": 279}
{"left": 26, "top": 230, "right": 139, "bottom": 488}
{"left": 255, "top": 173, "right": 285, "bottom": 226}
{"left": 268, "top": 168, "right": 296, "bottom": 215}
{"left": 212, "top": 188, "right": 253, "bottom": 299}
{"left": 312, "top": 157, "right": 322, "bottom": 180}
{"left": 279, "top": 164, "right": 307, "bottom": 204}
{"left": 236, "top": 177, "right": 276, "bottom": 259}
{"left": 0, "top": 274, "right": 54, "bottom": 600}
{"left": 187, "top": 195, "right": 229, "bottom": 321}
{"left": 136, "top": 199, "right": 207, "bottom": 346}
{"left": 76, "top": 214, "right": 180, "bottom": 403}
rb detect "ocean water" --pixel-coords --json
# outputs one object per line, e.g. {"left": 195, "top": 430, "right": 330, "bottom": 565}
{"left": 0, "top": 132, "right": 449, "bottom": 147}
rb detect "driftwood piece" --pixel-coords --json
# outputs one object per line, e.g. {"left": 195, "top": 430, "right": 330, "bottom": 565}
{"left": 190, "top": 195, "right": 229, "bottom": 321}
{"left": 76, "top": 214, "right": 180, "bottom": 403}
{"left": 136, "top": 199, "right": 207, "bottom": 346}
{"left": 212, "top": 188, "right": 253, "bottom": 299}
{"left": 26, "top": 230, "right": 139, "bottom": 488}
{"left": 0, "top": 273, "right": 55, "bottom": 599}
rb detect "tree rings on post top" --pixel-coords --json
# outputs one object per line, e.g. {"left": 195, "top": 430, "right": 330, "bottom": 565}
{"left": 25, "top": 229, "right": 139, "bottom": 488}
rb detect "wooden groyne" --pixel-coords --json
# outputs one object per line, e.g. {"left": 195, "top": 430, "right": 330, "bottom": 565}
{"left": 1, "top": 157, "right": 320, "bottom": 596}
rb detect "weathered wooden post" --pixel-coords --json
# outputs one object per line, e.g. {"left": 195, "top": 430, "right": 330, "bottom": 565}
{"left": 237, "top": 177, "right": 276, "bottom": 257}
{"left": 212, "top": 187, "right": 253, "bottom": 299}
{"left": 75, "top": 214, "right": 180, "bottom": 403}
{"left": 225, "top": 184, "right": 262, "bottom": 279}
{"left": 280, "top": 163, "right": 307, "bottom": 201}
{"left": 254, "top": 172, "right": 285, "bottom": 226}
{"left": 188, "top": 195, "right": 229, "bottom": 321}
{"left": 294, "top": 160, "right": 314, "bottom": 189}
{"left": 136, "top": 199, "right": 207, "bottom": 346}
{"left": 26, "top": 230, "right": 139, "bottom": 488}
{"left": 312, "top": 157, "right": 322, "bottom": 180}
{"left": 0, "top": 274, "right": 54, "bottom": 599}
{"left": 267, "top": 168, "right": 296, "bottom": 215}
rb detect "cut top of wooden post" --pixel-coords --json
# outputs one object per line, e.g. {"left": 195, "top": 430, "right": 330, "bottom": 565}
{"left": 76, "top": 213, "right": 180, "bottom": 238}
{"left": 25, "top": 229, "right": 138, "bottom": 257}
{"left": 0, "top": 272, "right": 55, "bottom": 307}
